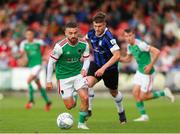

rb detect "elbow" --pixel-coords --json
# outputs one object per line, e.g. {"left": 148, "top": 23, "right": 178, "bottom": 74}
{"left": 156, "top": 49, "right": 160, "bottom": 58}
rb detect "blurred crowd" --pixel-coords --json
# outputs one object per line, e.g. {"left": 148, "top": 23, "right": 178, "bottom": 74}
{"left": 0, "top": 0, "right": 180, "bottom": 73}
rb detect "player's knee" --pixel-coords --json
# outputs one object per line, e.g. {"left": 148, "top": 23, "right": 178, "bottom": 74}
{"left": 140, "top": 94, "right": 147, "bottom": 100}
{"left": 88, "top": 82, "right": 95, "bottom": 88}
{"left": 81, "top": 95, "right": 88, "bottom": 102}
{"left": 132, "top": 90, "right": 138, "bottom": 97}
{"left": 65, "top": 104, "right": 74, "bottom": 110}
{"left": 110, "top": 90, "right": 118, "bottom": 97}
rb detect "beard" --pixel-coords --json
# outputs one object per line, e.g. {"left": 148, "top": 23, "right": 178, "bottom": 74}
{"left": 68, "top": 37, "right": 78, "bottom": 45}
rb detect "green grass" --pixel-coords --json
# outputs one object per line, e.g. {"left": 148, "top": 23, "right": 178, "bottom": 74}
{"left": 0, "top": 93, "right": 180, "bottom": 133}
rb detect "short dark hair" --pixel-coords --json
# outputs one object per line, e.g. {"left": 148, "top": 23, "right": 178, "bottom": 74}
{"left": 65, "top": 22, "right": 78, "bottom": 29}
{"left": 93, "top": 12, "right": 106, "bottom": 23}
{"left": 124, "top": 28, "right": 134, "bottom": 33}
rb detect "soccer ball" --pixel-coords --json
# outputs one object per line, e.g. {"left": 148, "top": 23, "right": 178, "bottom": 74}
{"left": 56, "top": 112, "right": 73, "bottom": 129}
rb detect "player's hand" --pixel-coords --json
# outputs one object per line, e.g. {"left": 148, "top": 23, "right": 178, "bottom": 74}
{"left": 46, "top": 82, "right": 53, "bottom": 90}
{"left": 81, "top": 69, "right": 87, "bottom": 77}
{"left": 144, "top": 64, "right": 152, "bottom": 74}
{"left": 95, "top": 67, "right": 105, "bottom": 77}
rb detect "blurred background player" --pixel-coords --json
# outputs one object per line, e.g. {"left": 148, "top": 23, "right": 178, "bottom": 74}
{"left": 119, "top": 29, "right": 175, "bottom": 121}
{"left": 46, "top": 22, "right": 90, "bottom": 129}
{"left": 19, "top": 29, "right": 51, "bottom": 111}
{"left": 85, "top": 12, "right": 127, "bottom": 124}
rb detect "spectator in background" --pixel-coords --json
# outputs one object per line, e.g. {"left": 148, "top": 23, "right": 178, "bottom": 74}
{"left": 158, "top": 46, "right": 175, "bottom": 73}
{"left": 0, "top": 0, "right": 179, "bottom": 74}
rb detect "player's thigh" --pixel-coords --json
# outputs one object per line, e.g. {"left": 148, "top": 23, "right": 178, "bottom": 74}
{"left": 27, "top": 74, "right": 36, "bottom": 83}
{"left": 87, "top": 61, "right": 101, "bottom": 86}
{"left": 139, "top": 73, "right": 154, "bottom": 93}
{"left": 103, "top": 69, "right": 119, "bottom": 90}
{"left": 74, "top": 74, "right": 89, "bottom": 90}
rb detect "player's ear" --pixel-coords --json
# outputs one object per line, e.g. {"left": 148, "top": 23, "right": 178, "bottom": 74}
{"left": 65, "top": 29, "right": 68, "bottom": 36}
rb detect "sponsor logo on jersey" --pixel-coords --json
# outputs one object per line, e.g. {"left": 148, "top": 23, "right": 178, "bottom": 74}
{"left": 66, "top": 51, "right": 70, "bottom": 55}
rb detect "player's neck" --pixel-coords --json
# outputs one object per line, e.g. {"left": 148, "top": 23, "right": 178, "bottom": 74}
{"left": 95, "top": 27, "right": 108, "bottom": 37}
{"left": 129, "top": 39, "right": 135, "bottom": 46}
{"left": 28, "top": 39, "right": 34, "bottom": 43}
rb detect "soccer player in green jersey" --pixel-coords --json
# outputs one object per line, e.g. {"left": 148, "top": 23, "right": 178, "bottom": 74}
{"left": 46, "top": 22, "right": 90, "bottom": 129}
{"left": 19, "top": 29, "right": 51, "bottom": 111}
{"left": 119, "top": 29, "right": 175, "bottom": 121}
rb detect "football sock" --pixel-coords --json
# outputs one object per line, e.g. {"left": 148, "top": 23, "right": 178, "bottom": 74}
{"left": 113, "top": 91, "right": 124, "bottom": 113}
{"left": 152, "top": 91, "right": 165, "bottom": 99}
{"left": 79, "top": 111, "right": 88, "bottom": 123}
{"left": 88, "top": 88, "right": 94, "bottom": 111}
{"left": 40, "top": 88, "right": 50, "bottom": 103}
{"left": 136, "top": 101, "right": 146, "bottom": 115}
{"left": 28, "top": 83, "right": 34, "bottom": 102}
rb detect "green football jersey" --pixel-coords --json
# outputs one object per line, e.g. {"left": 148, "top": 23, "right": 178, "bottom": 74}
{"left": 50, "top": 38, "right": 90, "bottom": 79}
{"left": 127, "top": 39, "right": 155, "bottom": 74}
{"left": 20, "top": 39, "right": 44, "bottom": 67}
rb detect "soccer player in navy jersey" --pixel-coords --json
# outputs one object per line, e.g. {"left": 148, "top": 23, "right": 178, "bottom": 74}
{"left": 85, "top": 12, "right": 127, "bottom": 124}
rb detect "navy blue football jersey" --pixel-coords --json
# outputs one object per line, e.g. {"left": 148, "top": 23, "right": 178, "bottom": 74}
{"left": 87, "top": 28, "right": 120, "bottom": 70}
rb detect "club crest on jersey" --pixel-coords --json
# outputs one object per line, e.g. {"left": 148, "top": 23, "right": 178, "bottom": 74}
{"left": 98, "top": 40, "right": 102, "bottom": 46}
{"left": 78, "top": 49, "right": 82, "bottom": 54}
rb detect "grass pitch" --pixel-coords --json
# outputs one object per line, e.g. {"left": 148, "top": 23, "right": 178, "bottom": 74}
{"left": 0, "top": 92, "right": 180, "bottom": 133}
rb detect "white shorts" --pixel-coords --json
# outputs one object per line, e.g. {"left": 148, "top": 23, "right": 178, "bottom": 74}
{"left": 133, "top": 71, "right": 154, "bottom": 93}
{"left": 57, "top": 74, "right": 88, "bottom": 99}
{"left": 30, "top": 65, "right": 42, "bottom": 79}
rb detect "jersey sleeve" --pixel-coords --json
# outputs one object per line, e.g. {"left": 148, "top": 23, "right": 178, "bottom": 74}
{"left": 83, "top": 43, "right": 90, "bottom": 58}
{"left": 109, "top": 39, "right": 120, "bottom": 52}
{"left": 19, "top": 40, "right": 26, "bottom": 52}
{"left": 105, "top": 30, "right": 120, "bottom": 53}
{"left": 50, "top": 43, "right": 63, "bottom": 61}
{"left": 36, "top": 39, "right": 45, "bottom": 46}
{"left": 137, "top": 40, "right": 150, "bottom": 52}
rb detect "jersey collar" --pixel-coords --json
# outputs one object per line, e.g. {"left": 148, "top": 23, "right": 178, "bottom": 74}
{"left": 96, "top": 27, "right": 108, "bottom": 37}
